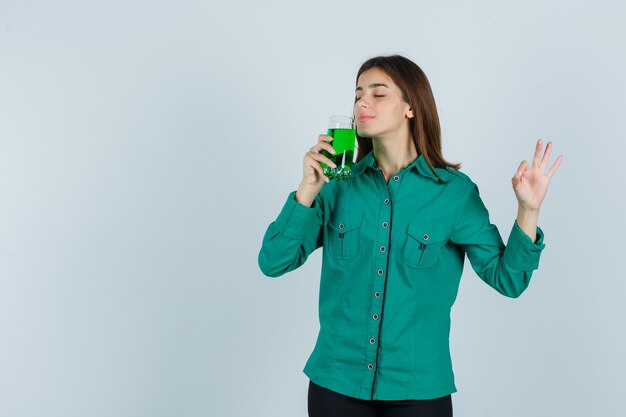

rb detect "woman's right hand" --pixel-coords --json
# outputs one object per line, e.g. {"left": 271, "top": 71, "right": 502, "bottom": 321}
{"left": 302, "top": 134, "right": 337, "bottom": 187}
{"left": 295, "top": 134, "right": 337, "bottom": 206}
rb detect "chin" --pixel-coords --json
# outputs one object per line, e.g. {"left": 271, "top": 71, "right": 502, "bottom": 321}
{"left": 357, "top": 127, "right": 375, "bottom": 138}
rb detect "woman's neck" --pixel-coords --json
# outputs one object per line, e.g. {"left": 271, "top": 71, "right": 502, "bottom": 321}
{"left": 372, "top": 136, "right": 418, "bottom": 182}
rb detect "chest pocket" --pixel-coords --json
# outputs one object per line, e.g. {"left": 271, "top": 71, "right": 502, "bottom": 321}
{"left": 327, "top": 211, "right": 363, "bottom": 260}
{"left": 403, "top": 220, "right": 448, "bottom": 268}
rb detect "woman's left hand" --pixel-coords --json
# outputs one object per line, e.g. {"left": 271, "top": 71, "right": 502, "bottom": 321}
{"left": 512, "top": 139, "right": 563, "bottom": 211}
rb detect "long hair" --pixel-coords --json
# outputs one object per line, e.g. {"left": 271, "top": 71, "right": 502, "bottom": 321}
{"left": 354, "top": 55, "right": 461, "bottom": 180}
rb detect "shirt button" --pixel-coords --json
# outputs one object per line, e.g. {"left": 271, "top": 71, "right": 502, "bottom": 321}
{"left": 369, "top": 338, "right": 376, "bottom": 344}
{"left": 393, "top": 175, "right": 399, "bottom": 181}
{"left": 339, "top": 223, "right": 345, "bottom": 230}
{"left": 377, "top": 269, "right": 383, "bottom": 276}
{"left": 375, "top": 292, "right": 381, "bottom": 298}
{"left": 373, "top": 314, "right": 379, "bottom": 320}
{"left": 368, "top": 364, "right": 374, "bottom": 370}
{"left": 423, "top": 233, "right": 429, "bottom": 241}
{"left": 384, "top": 199, "right": 389, "bottom": 204}
{"left": 380, "top": 246, "right": 386, "bottom": 253}
{"left": 381, "top": 222, "right": 388, "bottom": 228}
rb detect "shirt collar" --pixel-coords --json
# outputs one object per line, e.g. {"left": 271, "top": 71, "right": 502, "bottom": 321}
{"left": 351, "top": 150, "right": 451, "bottom": 184}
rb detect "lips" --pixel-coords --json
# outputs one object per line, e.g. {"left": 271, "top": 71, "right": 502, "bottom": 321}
{"left": 358, "top": 115, "right": 374, "bottom": 122}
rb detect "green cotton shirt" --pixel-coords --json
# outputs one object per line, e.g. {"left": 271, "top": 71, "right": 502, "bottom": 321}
{"left": 258, "top": 150, "right": 546, "bottom": 401}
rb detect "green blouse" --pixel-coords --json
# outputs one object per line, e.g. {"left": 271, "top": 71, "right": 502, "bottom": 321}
{"left": 258, "top": 150, "right": 546, "bottom": 401}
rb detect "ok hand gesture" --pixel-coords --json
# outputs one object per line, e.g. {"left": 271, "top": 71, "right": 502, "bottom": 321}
{"left": 512, "top": 139, "right": 563, "bottom": 211}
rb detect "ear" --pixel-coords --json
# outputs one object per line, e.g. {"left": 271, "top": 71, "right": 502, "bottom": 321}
{"left": 406, "top": 108, "right": 414, "bottom": 118}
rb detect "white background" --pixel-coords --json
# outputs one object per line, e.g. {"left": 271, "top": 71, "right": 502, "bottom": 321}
{"left": 1, "top": 1, "right": 624, "bottom": 416}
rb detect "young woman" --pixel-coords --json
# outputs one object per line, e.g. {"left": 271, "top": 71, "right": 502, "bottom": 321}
{"left": 258, "top": 55, "right": 562, "bottom": 417}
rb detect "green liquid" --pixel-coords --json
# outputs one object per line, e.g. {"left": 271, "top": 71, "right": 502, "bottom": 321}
{"left": 321, "top": 128, "right": 356, "bottom": 180}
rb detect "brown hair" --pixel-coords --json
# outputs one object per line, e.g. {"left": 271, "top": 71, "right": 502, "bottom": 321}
{"left": 354, "top": 55, "right": 461, "bottom": 180}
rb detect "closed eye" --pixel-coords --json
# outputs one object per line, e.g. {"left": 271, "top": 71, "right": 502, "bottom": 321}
{"left": 355, "top": 95, "right": 385, "bottom": 101}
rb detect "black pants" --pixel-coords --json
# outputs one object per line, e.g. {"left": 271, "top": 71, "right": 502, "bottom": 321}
{"left": 308, "top": 380, "right": 453, "bottom": 417}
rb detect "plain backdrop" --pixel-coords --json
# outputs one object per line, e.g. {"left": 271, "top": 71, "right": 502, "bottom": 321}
{"left": 1, "top": 1, "right": 625, "bottom": 416}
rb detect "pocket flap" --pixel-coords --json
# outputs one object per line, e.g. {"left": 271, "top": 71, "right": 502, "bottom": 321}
{"left": 329, "top": 211, "right": 364, "bottom": 233}
{"left": 407, "top": 220, "right": 447, "bottom": 244}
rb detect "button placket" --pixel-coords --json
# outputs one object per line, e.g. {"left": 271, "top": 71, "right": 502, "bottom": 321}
{"left": 368, "top": 189, "right": 392, "bottom": 388}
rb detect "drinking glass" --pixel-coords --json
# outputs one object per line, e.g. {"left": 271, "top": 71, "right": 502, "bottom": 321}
{"left": 320, "top": 114, "right": 356, "bottom": 180}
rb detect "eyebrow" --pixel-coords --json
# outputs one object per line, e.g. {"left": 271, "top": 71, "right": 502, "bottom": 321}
{"left": 355, "top": 83, "right": 389, "bottom": 92}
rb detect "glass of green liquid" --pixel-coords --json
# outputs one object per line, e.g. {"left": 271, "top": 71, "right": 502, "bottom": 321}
{"left": 321, "top": 114, "right": 356, "bottom": 180}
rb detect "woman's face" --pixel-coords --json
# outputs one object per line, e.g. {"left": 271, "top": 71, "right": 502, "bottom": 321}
{"left": 354, "top": 67, "right": 413, "bottom": 140}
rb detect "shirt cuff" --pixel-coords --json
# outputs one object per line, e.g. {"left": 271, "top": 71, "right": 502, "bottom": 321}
{"left": 274, "top": 191, "right": 323, "bottom": 240}
{"left": 502, "top": 219, "right": 546, "bottom": 271}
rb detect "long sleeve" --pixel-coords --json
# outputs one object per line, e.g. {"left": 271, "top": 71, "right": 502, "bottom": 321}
{"left": 449, "top": 182, "right": 546, "bottom": 298}
{"left": 258, "top": 190, "right": 324, "bottom": 278}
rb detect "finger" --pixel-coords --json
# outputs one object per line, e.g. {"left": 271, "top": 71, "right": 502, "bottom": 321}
{"left": 511, "top": 173, "right": 521, "bottom": 187}
{"left": 540, "top": 141, "right": 553, "bottom": 172}
{"left": 307, "top": 152, "right": 337, "bottom": 168}
{"left": 316, "top": 142, "right": 336, "bottom": 155}
{"left": 305, "top": 156, "right": 323, "bottom": 175}
{"left": 516, "top": 160, "right": 528, "bottom": 178}
{"left": 318, "top": 134, "right": 333, "bottom": 143}
{"left": 312, "top": 161, "right": 330, "bottom": 183}
{"left": 531, "top": 138, "right": 543, "bottom": 167}
{"left": 546, "top": 155, "right": 563, "bottom": 180}
{"left": 308, "top": 151, "right": 337, "bottom": 168}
